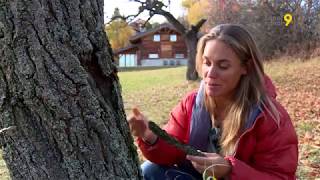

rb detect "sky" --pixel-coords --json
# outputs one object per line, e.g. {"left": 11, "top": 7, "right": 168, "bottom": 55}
{"left": 104, "top": 0, "right": 186, "bottom": 23}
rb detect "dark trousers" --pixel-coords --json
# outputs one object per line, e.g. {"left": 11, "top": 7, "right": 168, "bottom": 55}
{"left": 141, "top": 161, "right": 202, "bottom": 180}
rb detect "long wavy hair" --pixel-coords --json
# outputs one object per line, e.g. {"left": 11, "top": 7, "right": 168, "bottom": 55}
{"left": 195, "top": 24, "right": 280, "bottom": 156}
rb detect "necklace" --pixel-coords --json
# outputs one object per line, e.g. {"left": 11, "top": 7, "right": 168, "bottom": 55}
{"left": 211, "top": 114, "right": 222, "bottom": 128}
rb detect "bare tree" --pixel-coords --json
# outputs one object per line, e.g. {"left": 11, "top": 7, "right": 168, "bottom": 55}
{"left": 0, "top": 0, "right": 141, "bottom": 179}
{"left": 110, "top": 0, "right": 206, "bottom": 81}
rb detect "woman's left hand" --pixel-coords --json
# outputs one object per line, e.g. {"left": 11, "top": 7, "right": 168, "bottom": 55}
{"left": 186, "top": 152, "right": 231, "bottom": 178}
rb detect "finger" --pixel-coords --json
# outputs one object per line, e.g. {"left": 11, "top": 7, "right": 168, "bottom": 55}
{"left": 186, "top": 155, "right": 210, "bottom": 165}
{"left": 188, "top": 152, "right": 220, "bottom": 159}
{"left": 128, "top": 122, "right": 135, "bottom": 134}
{"left": 132, "top": 107, "right": 141, "bottom": 117}
{"left": 128, "top": 119, "right": 139, "bottom": 131}
{"left": 127, "top": 115, "right": 137, "bottom": 123}
{"left": 188, "top": 155, "right": 220, "bottom": 167}
{"left": 131, "top": 130, "right": 139, "bottom": 137}
{"left": 132, "top": 107, "right": 148, "bottom": 121}
{"left": 201, "top": 153, "right": 229, "bottom": 167}
{"left": 202, "top": 152, "right": 219, "bottom": 157}
{"left": 191, "top": 161, "right": 206, "bottom": 173}
{"left": 191, "top": 161, "right": 217, "bottom": 177}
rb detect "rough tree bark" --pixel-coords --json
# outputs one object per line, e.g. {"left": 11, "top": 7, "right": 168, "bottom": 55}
{"left": 0, "top": 0, "right": 142, "bottom": 179}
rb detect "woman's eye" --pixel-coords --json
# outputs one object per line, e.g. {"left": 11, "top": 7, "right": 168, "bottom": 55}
{"left": 203, "top": 61, "right": 211, "bottom": 66}
{"left": 219, "top": 63, "right": 229, "bottom": 69}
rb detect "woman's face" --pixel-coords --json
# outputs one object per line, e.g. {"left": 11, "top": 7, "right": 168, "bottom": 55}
{"left": 202, "top": 39, "right": 247, "bottom": 99}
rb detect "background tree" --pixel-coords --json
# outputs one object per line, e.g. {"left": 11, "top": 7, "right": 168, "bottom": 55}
{"left": 182, "top": 0, "right": 210, "bottom": 29}
{"left": 207, "top": 0, "right": 320, "bottom": 58}
{"left": 119, "top": 0, "right": 207, "bottom": 81}
{"left": 0, "top": 0, "right": 141, "bottom": 179}
{"left": 149, "top": 21, "right": 161, "bottom": 29}
{"left": 105, "top": 8, "right": 135, "bottom": 50}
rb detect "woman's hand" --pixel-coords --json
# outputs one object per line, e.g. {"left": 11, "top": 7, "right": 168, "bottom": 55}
{"left": 186, "top": 152, "right": 231, "bottom": 178}
{"left": 127, "top": 107, "right": 157, "bottom": 144}
{"left": 128, "top": 108, "right": 148, "bottom": 137}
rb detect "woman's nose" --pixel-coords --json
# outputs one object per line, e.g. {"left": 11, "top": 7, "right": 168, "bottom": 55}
{"left": 207, "top": 66, "right": 218, "bottom": 78}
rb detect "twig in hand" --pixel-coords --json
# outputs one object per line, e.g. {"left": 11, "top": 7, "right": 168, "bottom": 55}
{"left": 132, "top": 107, "right": 204, "bottom": 156}
{"left": 148, "top": 121, "right": 205, "bottom": 157}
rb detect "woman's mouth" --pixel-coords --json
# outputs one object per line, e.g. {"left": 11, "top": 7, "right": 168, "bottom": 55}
{"left": 207, "top": 83, "right": 221, "bottom": 87}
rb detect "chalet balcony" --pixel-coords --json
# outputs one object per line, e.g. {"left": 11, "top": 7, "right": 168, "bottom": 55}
{"left": 141, "top": 58, "right": 188, "bottom": 67}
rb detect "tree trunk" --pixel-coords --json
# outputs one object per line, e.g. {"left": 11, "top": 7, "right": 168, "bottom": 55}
{"left": 131, "top": 0, "right": 204, "bottom": 81}
{"left": 185, "top": 31, "right": 199, "bottom": 81}
{"left": 0, "top": 0, "right": 141, "bottom": 179}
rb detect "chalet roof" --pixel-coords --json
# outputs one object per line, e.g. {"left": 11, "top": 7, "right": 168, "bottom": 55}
{"left": 114, "top": 44, "right": 138, "bottom": 55}
{"left": 129, "top": 18, "right": 146, "bottom": 33}
{"left": 130, "top": 23, "right": 180, "bottom": 43}
{"left": 114, "top": 23, "right": 204, "bottom": 55}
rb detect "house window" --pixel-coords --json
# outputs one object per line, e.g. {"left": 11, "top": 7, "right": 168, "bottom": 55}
{"left": 119, "top": 54, "right": 137, "bottom": 67}
{"left": 169, "top": 60, "right": 175, "bottom": 66}
{"left": 153, "top": 34, "right": 160, "bottom": 42}
{"left": 175, "top": 54, "right": 184, "bottom": 58}
{"left": 148, "top": 53, "right": 159, "bottom": 59}
{"left": 170, "top": 34, "right": 177, "bottom": 42}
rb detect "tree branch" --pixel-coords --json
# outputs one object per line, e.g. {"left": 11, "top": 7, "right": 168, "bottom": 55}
{"left": 191, "top": 19, "right": 206, "bottom": 32}
{"left": 160, "top": 11, "right": 186, "bottom": 33}
{"left": 263, "top": 0, "right": 280, "bottom": 16}
{"left": 106, "top": 3, "right": 145, "bottom": 24}
{"left": 132, "top": 0, "right": 186, "bottom": 33}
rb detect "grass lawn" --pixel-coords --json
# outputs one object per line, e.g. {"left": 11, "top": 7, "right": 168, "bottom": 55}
{"left": 0, "top": 58, "right": 319, "bottom": 179}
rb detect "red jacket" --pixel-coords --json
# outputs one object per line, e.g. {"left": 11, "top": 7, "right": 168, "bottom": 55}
{"left": 138, "top": 77, "right": 298, "bottom": 179}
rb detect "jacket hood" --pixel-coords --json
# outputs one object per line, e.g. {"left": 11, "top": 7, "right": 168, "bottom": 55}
{"left": 264, "top": 75, "right": 277, "bottom": 99}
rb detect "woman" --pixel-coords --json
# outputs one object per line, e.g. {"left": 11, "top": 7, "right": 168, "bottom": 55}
{"left": 128, "top": 24, "right": 298, "bottom": 180}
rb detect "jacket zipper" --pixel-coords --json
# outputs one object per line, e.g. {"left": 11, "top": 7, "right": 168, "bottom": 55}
{"left": 232, "top": 113, "right": 264, "bottom": 157}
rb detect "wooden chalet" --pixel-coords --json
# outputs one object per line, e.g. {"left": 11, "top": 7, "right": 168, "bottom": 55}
{"left": 114, "top": 23, "right": 188, "bottom": 67}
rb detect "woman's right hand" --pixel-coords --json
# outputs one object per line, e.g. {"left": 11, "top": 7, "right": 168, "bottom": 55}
{"left": 128, "top": 107, "right": 158, "bottom": 144}
{"left": 127, "top": 108, "right": 149, "bottom": 137}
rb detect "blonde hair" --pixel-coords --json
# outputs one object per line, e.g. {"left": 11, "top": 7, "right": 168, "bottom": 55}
{"left": 195, "top": 24, "right": 280, "bottom": 156}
